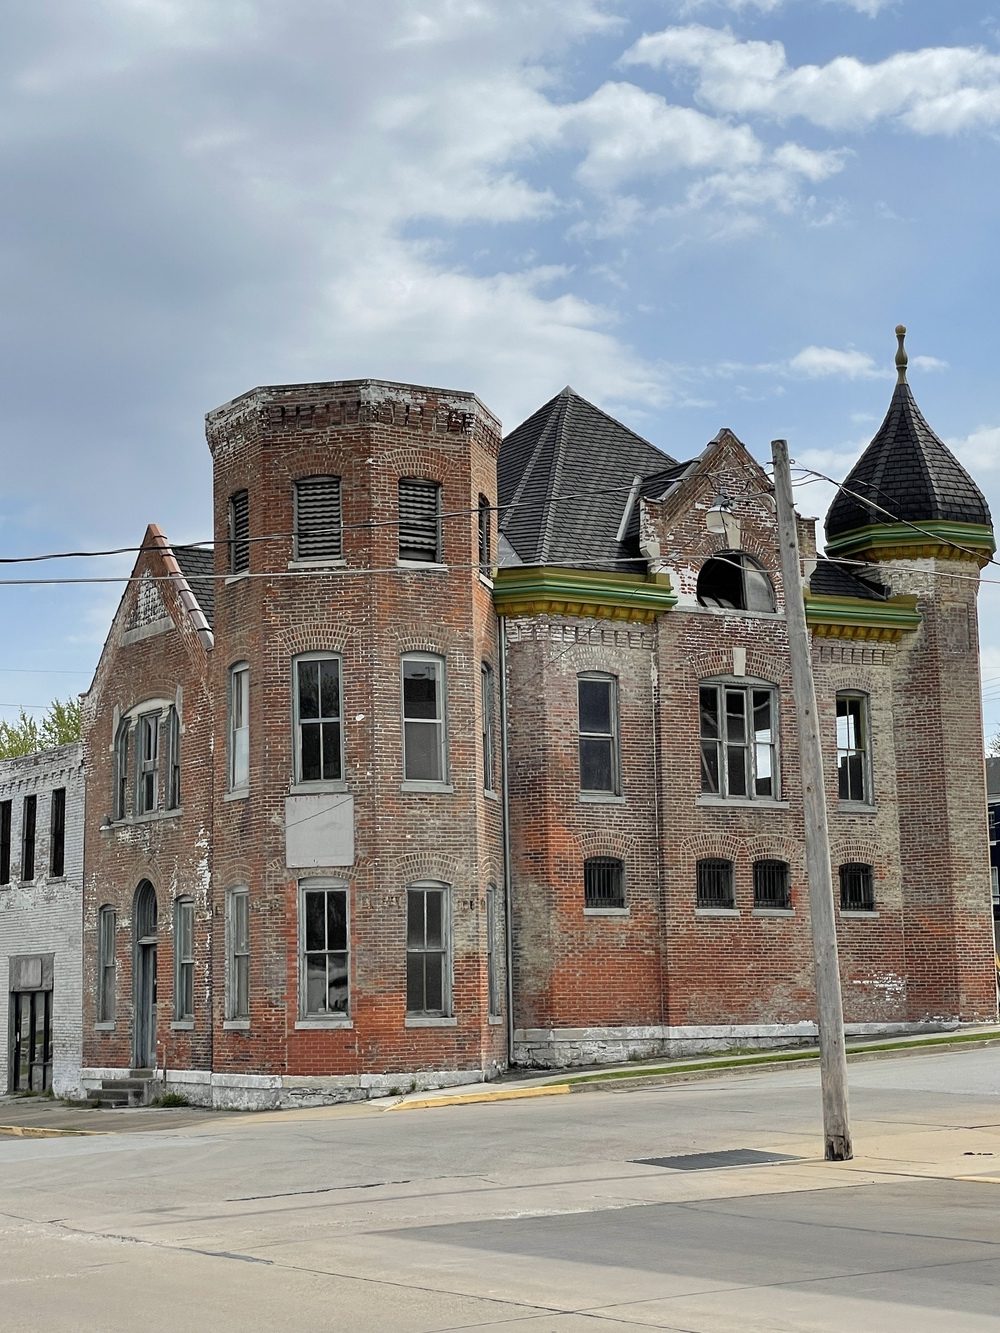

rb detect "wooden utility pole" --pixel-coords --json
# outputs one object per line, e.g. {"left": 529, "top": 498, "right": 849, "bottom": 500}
{"left": 771, "top": 438, "right": 853, "bottom": 1161}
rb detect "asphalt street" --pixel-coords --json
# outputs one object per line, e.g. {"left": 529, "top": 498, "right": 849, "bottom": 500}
{"left": 1, "top": 1048, "right": 999, "bottom": 1331}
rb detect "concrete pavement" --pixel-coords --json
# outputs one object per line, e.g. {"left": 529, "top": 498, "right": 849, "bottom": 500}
{"left": 1, "top": 1046, "right": 1000, "bottom": 1329}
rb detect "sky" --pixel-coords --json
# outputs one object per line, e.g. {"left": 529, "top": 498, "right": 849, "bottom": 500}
{"left": 4, "top": 0, "right": 1000, "bottom": 736}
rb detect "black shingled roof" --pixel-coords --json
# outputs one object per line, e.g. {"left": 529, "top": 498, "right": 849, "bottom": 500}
{"left": 498, "top": 387, "right": 677, "bottom": 571}
{"left": 173, "top": 545, "right": 215, "bottom": 630}
{"left": 809, "top": 558, "right": 886, "bottom": 602}
{"left": 826, "top": 380, "right": 991, "bottom": 541}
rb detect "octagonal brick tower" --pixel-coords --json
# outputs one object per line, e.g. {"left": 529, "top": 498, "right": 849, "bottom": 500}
{"left": 826, "top": 327, "right": 997, "bottom": 1022}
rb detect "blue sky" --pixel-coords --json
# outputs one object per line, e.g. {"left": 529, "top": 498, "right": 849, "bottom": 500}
{"left": 4, "top": 0, "right": 1000, "bottom": 735}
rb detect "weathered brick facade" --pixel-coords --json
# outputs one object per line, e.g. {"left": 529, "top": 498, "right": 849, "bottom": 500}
{"left": 0, "top": 743, "right": 84, "bottom": 1096}
{"left": 77, "top": 364, "right": 997, "bottom": 1102}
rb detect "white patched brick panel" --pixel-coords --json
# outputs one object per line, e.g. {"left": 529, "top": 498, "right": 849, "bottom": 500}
{"left": 0, "top": 743, "right": 84, "bottom": 1096}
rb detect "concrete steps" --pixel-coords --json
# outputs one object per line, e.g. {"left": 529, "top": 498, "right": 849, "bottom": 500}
{"left": 86, "top": 1070, "right": 155, "bottom": 1109}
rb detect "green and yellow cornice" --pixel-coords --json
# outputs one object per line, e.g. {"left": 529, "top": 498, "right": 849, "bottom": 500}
{"left": 804, "top": 591, "right": 921, "bottom": 643}
{"left": 492, "top": 565, "right": 676, "bottom": 624}
{"left": 825, "top": 520, "right": 996, "bottom": 568}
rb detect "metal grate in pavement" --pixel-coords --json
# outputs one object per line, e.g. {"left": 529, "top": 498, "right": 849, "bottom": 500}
{"left": 632, "top": 1148, "right": 801, "bottom": 1171}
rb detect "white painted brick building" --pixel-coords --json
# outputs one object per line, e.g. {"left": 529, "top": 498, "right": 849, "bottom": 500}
{"left": 0, "top": 743, "right": 84, "bottom": 1097}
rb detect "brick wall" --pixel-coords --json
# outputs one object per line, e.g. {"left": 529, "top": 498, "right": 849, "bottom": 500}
{"left": 0, "top": 743, "right": 84, "bottom": 1096}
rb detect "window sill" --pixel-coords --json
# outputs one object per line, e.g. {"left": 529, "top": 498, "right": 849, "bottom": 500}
{"left": 127, "top": 809, "right": 183, "bottom": 827}
{"left": 837, "top": 802, "right": 876, "bottom": 816}
{"left": 840, "top": 909, "right": 878, "bottom": 919}
{"left": 488, "top": 1014, "right": 504, "bottom": 1026}
{"left": 696, "top": 795, "right": 789, "bottom": 810}
{"left": 170, "top": 1020, "right": 195, "bottom": 1031}
{"left": 223, "top": 788, "right": 249, "bottom": 803}
{"left": 94, "top": 1021, "right": 116, "bottom": 1032}
{"left": 397, "top": 560, "right": 448, "bottom": 572}
{"left": 584, "top": 907, "right": 629, "bottom": 917}
{"left": 483, "top": 788, "right": 500, "bottom": 802}
{"left": 752, "top": 908, "right": 794, "bottom": 917}
{"left": 478, "top": 572, "right": 494, "bottom": 589}
{"left": 405, "top": 1015, "right": 457, "bottom": 1027}
{"left": 694, "top": 606, "right": 782, "bottom": 620}
{"left": 294, "top": 1017, "right": 353, "bottom": 1030}
{"left": 223, "top": 1019, "right": 250, "bottom": 1031}
{"left": 287, "top": 557, "right": 347, "bottom": 570}
{"left": 579, "top": 792, "right": 625, "bottom": 805}
{"left": 289, "top": 780, "right": 348, "bottom": 796}
{"left": 225, "top": 571, "right": 250, "bottom": 585}
{"left": 695, "top": 907, "right": 740, "bottom": 917}
{"left": 401, "top": 781, "right": 454, "bottom": 795}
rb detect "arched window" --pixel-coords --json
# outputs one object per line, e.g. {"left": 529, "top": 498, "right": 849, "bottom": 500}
{"left": 753, "top": 859, "right": 790, "bottom": 910}
{"left": 696, "top": 858, "right": 735, "bottom": 908}
{"left": 584, "top": 857, "right": 626, "bottom": 910}
{"left": 697, "top": 552, "right": 775, "bottom": 612}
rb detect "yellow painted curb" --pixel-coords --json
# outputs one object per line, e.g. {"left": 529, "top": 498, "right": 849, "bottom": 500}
{"left": 0, "top": 1124, "right": 101, "bottom": 1138}
{"left": 391, "top": 1084, "right": 571, "bottom": 1111}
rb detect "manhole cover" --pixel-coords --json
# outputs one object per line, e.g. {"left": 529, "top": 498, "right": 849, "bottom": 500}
{"left": 632, "top": 1149, "right": 800, "bottom": 1171}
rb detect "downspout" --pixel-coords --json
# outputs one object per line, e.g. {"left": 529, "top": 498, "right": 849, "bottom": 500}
{"left": 499, "top": 616, "right": 516, "bottom": 1066}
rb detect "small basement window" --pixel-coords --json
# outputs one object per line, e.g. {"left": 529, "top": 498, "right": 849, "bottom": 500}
{"left": 697, "top": 552, "right": 775, "bottom": 612}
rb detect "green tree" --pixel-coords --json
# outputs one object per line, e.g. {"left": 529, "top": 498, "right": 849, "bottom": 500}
{"left": 0, "top": 697, "right": 82, "bottom": 759}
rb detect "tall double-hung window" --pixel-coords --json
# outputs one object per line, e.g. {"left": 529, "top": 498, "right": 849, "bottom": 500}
{"left": 700, "top": 681, "right": 778, "bottom": 800}
{"left": 402, "top": 654, "right": 447, "bottom": 784}
{"left": 229, "top": 664, "right": 250, "bottom": 790}
{"left": 135, "top": 712, "right": 159, "bottom": 815}
{"left": 836, "top": 693, "right": 872, "bottom": 804}
{"left": 406, "top": 883, "right": 450, "bottom": 1016}
{"left": 173, "top": 898, "right": 194, "bottom": 1022}
{"left": 226, "top": 887, "right": 250, "bottom": 1022}
{"left": 294, "top": 655, "right": 343, "bottom": 783}
{"left": 578, "top": 674, "right": 620, "bottom": 795}
{"left": 300, "top": 880, "right": 349, "bottom": 1018}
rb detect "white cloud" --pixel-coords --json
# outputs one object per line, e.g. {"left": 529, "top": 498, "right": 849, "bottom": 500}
{"left": 621, "top": 25, "right": 1000, "bottom": 134}
{"left": 788, "top": 346, "right": 879, "bottom": 378}
{"left": 673, "top": 0, "right": 891, "bottom": 13}
{"left": 948, "top": 425, "right": 1000, "bottom": 474}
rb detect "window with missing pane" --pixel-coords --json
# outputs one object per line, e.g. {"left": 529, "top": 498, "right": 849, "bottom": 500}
{"left": 837, "top": 693, "right": 871, "bottom": 804}
{"left": 578, "top": 674, "right": 619, "bottom": 795}
{"left": 165, "top": 706, "right": 181, "bottom": 810}
{"left": 294, "top": 655, "right": 343, "bottom": 783}
{"left": 407, "top": 884, "right": 450, "bottom": 1016}
{"left": 697, "top": 551, "right": 775, "bottom": 612}
{"left": 700, "top": 682, "right": 777, "bottom": 800}
{"left": 300, "top": 882, "right": 349, "bottom": 1017}
{"left": 402, "top": 654, "right": 447, "bottom": 784}
{"left": 295, "top": 476, "right": 342, "bottom": 560}
{"left": 135, "top": 712, "right": 159, "bottom": 815}
{"left": 398, "top": 479, "right": 442, "bottom": 563}
{"left": 114, "top": 719, "right": 130, "bottom": 820}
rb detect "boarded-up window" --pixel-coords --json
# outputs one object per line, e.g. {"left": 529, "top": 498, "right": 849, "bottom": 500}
{"left": 229, "top": 490, "right": 250, "bottom": 574}
{"left": 295, "top": 476, "right": 343, "bottom": 560}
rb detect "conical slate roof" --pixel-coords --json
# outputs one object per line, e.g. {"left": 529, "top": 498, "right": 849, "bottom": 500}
{"left": 826, "top": 328, "right": 991, "bottom": 541}
{"left": 499, "top": 386, "right": 677, "bottom": 569}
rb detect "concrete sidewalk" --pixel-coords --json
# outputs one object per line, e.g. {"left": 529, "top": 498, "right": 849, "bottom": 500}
{"left": 0, "top": 1094, "right": 233, "bottom": 1136}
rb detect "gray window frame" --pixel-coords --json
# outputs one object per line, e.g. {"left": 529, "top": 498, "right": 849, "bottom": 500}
{"left": 401, "top": 653, "right": 448, "bottom": 786}
{"left": 294, "top": 475, "right": 343, "bottom": 561}
{"left": 700, "top": 679, "right": 779, "bottom": 801}
{"left": 398, "top": 479, "right": 442, "bottom": 564}
{"left": 293, "top": 653, "right": 344, "bottom": 785}
{"left": 481, "top": 662, "right": 496, "bottom": 793}
{"left": 135, "top": 711, "right": 159, "bottom": 815}
{"left": 114, "top": 718, "right": 130, "bottom": 820}
{"left": 165, "top": 705, "right": 181, "bottom": 810}
{"left": 836, "top": 692, "right": 872, "bottom": 805}
{"left": 298, "top": 879, "right": 350, "bottom": 1020}
{"left": 229, "top": 663, "right": 250, "bottom": 791}
{"left": 486, "top": 883, "right": 501, "bottom": 1019}
{"left": 173, "top": 898, "right": 194, "bottom": 1022}
{"left": 97, "top": 906, "right": 116, "bottom": 1023}
{"left": 226, "top": 887, "right": 250, "bottom": 1022}
{"left": 577, "top": 672, "right": 620, "bottom": 796}
{"left": 406, "top": 882, "right": 451, "bottom": 1017}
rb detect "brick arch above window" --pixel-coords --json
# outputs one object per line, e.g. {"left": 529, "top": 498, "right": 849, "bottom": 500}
{"left": 275, "top": 624, "right": 356, "bottom": 657}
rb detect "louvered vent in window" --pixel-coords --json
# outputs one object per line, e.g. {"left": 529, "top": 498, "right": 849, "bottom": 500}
{"left": 295, "top": 476, "right": 343, "bottom": 560}
{"left": 229, "top": 490, "right": 250, "bottom": 574}
{"left": 398, "top": 480, "right": 441, "bottom": 563}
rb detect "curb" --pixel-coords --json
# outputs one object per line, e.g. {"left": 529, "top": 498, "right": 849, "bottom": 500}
{"left": 0, "top": 1124, "right": 102, "bottom": 1138}
{"left": 387, "top": 1034, "right": 1000, "bottom": 1112}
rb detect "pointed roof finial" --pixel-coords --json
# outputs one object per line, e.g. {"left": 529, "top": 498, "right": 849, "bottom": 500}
{"left": 895, "top": 324, "right": 908, "bottom": 384}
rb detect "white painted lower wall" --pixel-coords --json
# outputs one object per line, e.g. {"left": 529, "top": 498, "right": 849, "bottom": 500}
{"left": 512, "top": 1020, "right": 959, "bottom": 1069}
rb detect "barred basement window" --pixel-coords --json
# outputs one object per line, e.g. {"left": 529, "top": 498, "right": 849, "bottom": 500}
{"left": 173, "top": 898, "right": 194, "bottom": 1021}
{"left": 406, "top": 883, "right": 450, "bottom": 1016}
{"left": 584, "top": 857, "right": 626, "bottom": 910}
{"left": 49, "top": 788, "right": 66, "bottom": 878}
{"left": 226, "top": 887, "right": 250, "bottom": 1021}
{"left": 398, "top": 479, "right": 441, "bottom": 563}
{"left": 294, "top": 476, "right": 343, "bottom": 560}
{"left": 0, "top": 799, "right": 11, "bottom": 885}
{"left": 228, "top": 489, "right": 250, "bottom": 574}
{"left": 21, "top": 795, "right": 36, "bottom": 881}
{"left": 478, "top": 495, "right": 492, "bottom": 574}
{"left": 839, "top": 862, "right": 875, "bottom": 912}
{"left": 697, "top": 857, "right": 735, "bottom": 908}
{"left": 97, "top": 906, "right": 116, "bottom": 1023}
{"left": 753, "top": 859, "right": 790, "bottom": 909}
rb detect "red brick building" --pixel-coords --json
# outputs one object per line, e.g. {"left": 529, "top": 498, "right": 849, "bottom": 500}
{"left": 80, "top": 334, "right": 998, "bottom": 1106}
